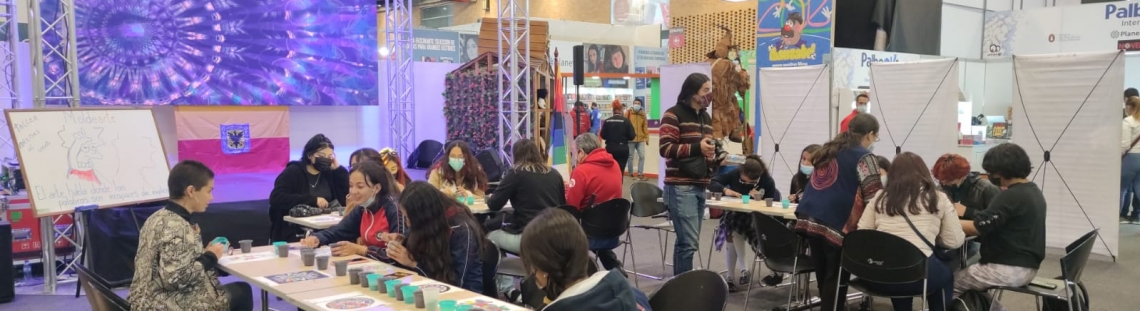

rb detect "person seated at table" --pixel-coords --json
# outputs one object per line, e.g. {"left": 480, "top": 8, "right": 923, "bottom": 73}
{"left": 708, "top": 154, "right": 779, "bottom": 291}
{"left": 486, "top": 138, "right": 565, "bottom": 253}
{"left": 876, "top": 155, "right": 891, "bottom": 183}
{"left": 954, "top": 143, "right": 1046, "bottom": 303}
{"left": 521, "top": 208, "right": 652, "bottom": 311}
{"left": 564, "top": 133, "right": 625, "bottom": 271}
{"left": 129, "top": 160, "right": 253, "bottom": 311}
{"left": 349, "top": 147, "right": 384, "bottom": 167}
{"left": 428, "top": 140, "right": 488, "bottom": 199}
{"left": 857, "top": 152, "right": 965, "bottom": 311}
{"left": 932, "top": 153, "right": 999, "bottom": 220}
{"left": 386, "top": 181, "right": 486, "bottom": 293}
{"left": 378, "top": 148, "right": 412, "bottom": 190}
{"left": 299, "top": 161, "right": 404, "bottom": 260}
{"left": 269, "top": 134, "right": 349, "bottom": 242}
{"left": 788, "top": 144, "right": 821, "bottom": 203}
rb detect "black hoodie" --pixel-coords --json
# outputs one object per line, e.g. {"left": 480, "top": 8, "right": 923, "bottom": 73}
{"left": 542, "top": 270, "right": 652, "bottom": 311}
{"left": 268, "top": 161, "right": 349, "bottom": 241}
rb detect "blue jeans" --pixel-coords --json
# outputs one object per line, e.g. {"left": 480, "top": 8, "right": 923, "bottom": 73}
{"left": 858, "top": 255, "right": 953, "bottom": 311}
{"left": 626, "top": 142, "right": 645, "bottom": 175}
{"left": 664, "top": 184, "right": 706, "bottom": 276}
{"left": 1121, "top": 153, "right": 1140, "bottom": 218}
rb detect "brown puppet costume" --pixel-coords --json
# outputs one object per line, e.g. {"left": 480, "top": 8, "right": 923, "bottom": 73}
{"left": 706, "top": 26, "right": 753, "bottom": 154}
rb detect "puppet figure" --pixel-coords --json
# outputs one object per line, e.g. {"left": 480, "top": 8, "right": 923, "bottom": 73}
{"left": 706, "top": 25, "right": 752, "bottom": 152}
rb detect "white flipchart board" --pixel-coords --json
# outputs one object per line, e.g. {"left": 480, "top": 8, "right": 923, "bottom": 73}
{"left": 657, "top": 63, "right": 712, "bottom": 189}
{"left": 759, "top": 65, "right": 831, "bottom": 197}
{"left": 1012, "top": 51, "right": 1122, "bottom": 258}
{"left": 868, "top": 58, "right": 959, "bottom": 165}
{"left": 6, "top": 108, "right": 171, "bottom": 217}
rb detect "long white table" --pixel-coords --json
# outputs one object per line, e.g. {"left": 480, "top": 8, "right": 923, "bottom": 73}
{"left": 285, "top": 203, "right": 496, "bottom": 230}
{"left": 656, "top": 196, "right": 798, "bottom": 219}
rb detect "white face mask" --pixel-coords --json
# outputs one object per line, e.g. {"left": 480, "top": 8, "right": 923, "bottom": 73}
{"left": 856, "top": 105, "right": 869, "bottom": 113}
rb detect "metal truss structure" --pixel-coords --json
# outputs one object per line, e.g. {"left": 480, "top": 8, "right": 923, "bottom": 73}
{"left": 496, "top": 0, "right": 530, "bottom": 161}
{"left": 0, "top": 0, "right": 19, "bottom": 161}
{"left": 385, "top": 0, "right": 415, "bottom": 157}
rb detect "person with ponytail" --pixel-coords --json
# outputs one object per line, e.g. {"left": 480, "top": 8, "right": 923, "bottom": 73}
{"left": 385, "top": 181, "right": 486, "bottom": 293}
{"left": 789, "top": 144, "right": 822, "bottom": 203}
{"left": 521, "top": 208, "right": 652, "bottom": 311}
{"left": 708, "top": 154, "right": 778, "bottom": 291}
{"left": 793, "top": 113, "right": 884, "bottom": 311}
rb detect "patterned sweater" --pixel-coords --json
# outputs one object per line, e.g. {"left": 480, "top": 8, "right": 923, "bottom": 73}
{"left": 658, "top": 103, "right": 717, "bottom": 187}
{"left": 129, "top": 204, "right": 229, "bottom": 311}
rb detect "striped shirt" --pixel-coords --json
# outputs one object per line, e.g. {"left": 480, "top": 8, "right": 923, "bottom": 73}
{"left": 659, "top": 104, "right": 715, "bottom": 186}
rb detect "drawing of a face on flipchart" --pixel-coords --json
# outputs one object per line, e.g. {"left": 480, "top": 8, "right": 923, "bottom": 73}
{"left": 60, "top": 127, "right": 106, "bottom": 184}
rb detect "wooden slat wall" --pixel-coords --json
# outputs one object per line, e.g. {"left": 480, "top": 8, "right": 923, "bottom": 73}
{"left": 670, "top": 9, "right": 758, "bottom": 64}
{"left": 477, "top": 18, "right": 549, "bottom": 58}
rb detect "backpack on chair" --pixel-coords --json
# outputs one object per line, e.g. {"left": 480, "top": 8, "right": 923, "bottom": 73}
{"left": 1041, "top": 279, "right": 1089, "bottom": 311}
{"left": 950, "top": 289, "right": 992, "bottom": 311}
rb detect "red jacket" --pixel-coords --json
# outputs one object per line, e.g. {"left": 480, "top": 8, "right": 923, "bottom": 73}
{"left": 572, "top": 107, "right": 591, "bottom": 138}
{"left": 840, "top": 110, "right": 859, "bottom": 133}
{"left": 566, "top": 149, "right": 623, "bottom": 211}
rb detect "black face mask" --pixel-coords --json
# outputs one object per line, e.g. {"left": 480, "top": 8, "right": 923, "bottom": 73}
{"left": 942, "top": 184, "right": 959, "bottom": 194}
{"left": 987, "top": 174, "right": 1002, "bottom": 188}
{"left": 313, "top": 157, "right": 334, "bottom": 172}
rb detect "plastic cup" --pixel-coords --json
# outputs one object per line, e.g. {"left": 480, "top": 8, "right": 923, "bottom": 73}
{"left": 333, "top": 260, "right": 348, "bottom": 276}
{"left": 713, "top": 192, "right": 723, "bottom": 201}
{"left": 423, "top": 287, "right": 441, "bottom": 311}
{"left": 348, "top": 268, "right": 363, "bottom": 284}
{"left": 414, "top": 289, "right": 426, "bottom": 308}
{"left": 274, "top": 243, "right": 289, "bottom": 258}
{"left": 366, "top": 274, "right": 381, "bottom": 291}
{"left": 301, "top": 252, "right": 316, "bottom": 266}
{"left": 359, "top": 272, "right": 373, "bottom": 288}
{"left": 316, "top": 255, "right": 329, "bottom": 270}
{"left": 466, "top": 196, "right": 475, "bottom": 205}
{"left": 765, "top": 198, "right": 774, "bottom": 207}
{"left": 781, "top": 199, "right": 791, "bottom": 209}
{"left": 438, "top": 300, "right": 458, "bottom": 311}
{"left": 393, "top": 283, "right": 407, "bottom": 300}
{"left": 741, "top": 195, "right": 751, "bottom": 204}
{"left": 238, "top": 240, "right": 252, "bottom": 253}
{"left": 385, "top": 279, "right": 402, "bottom": 297}
{"left": 704, "top": 192, "right": 713, "bottom": 200}
{"left": 402, "top": 285, "right": 419, "bottom": 305}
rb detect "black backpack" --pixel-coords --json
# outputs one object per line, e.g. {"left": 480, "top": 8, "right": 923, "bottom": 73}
{"left": 1041, "top": 279, "right": 1089, "bottom": 311}
{"left": 950, "top": 289, "right": 992, "bottom": 311}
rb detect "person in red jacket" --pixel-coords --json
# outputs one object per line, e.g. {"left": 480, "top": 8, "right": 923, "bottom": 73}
{"left": 572, "top": 101, "right": 592, "bottom": 138}
{"left": 565, "top": 133, "right": 625, "bottom": 271}
{"left": 840, "top": 93, "right": 870, "bottom": 133}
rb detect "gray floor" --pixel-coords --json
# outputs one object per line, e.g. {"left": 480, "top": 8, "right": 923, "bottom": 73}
{"left": 6, "top": 177, "right": 1138, "bottom": 311}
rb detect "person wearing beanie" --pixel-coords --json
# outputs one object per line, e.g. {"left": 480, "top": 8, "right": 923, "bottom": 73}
{"left": 932, "top": 154, "right": 1000, "bottom": 221}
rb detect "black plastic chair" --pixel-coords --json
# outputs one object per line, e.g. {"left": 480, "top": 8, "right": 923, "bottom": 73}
{"left": 649, "top": 269, "right": 729, "bottom": 311}
{"left": 581, "top": 198, "right": 632, "bottom": 240}
{"left": 839, "top": 230, "right": 931, "bottom": 311}
{"left": 76, "top": 263, "right": 130, "bottom": 311}
{"left": 746, "top": 212, "right": 815, "bottom": 310}
{"left": 481, "top": 238, "right": 502, "bottom": 298}
{"left": 626, "top": 182, "right": 673, "bottom": 283}
{"left": 408, "top": 140, "right": 443, "bottom": 169}
{"left": 475, "top": 148, "right": 505, "bottom": 183}
{"left": 992, "top": 229, "right": 1099, "bottom": 311}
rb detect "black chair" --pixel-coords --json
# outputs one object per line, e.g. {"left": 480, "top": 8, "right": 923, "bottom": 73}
{"left": 626, "top": 182, "right": 674, "bottom": 282}
{"left": 481, "top": 239, "right": 502, "bottom": 298}
{"left": 408, "top": 140, "right": 443, "bottom": 169}
{"left": 745, "top": 212, "right": 816, "bottom": 310}
{"left": 580, "top": 198, "right": 632, "bottom": 240}
{"left": 76, "top": 263, "right": 130, "bottom": 311}
{"left": 992, "top": 229, "right": 1099, "bottom": 311}
{"left": 839, "top": 230, "right": 932, "bottom": 311}
{"left": 475, "top": 149, "right": 506, "bottom": 193}
{"left": 649, "top": 269, "right": 729, "bottom": 311}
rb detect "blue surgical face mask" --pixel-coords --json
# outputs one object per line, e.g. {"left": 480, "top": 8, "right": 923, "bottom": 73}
{"left": 800, "top": 164, "right": 813, "bottom": 175}
{"left": 449, "top": 158, "right": 465, "bottom": 171}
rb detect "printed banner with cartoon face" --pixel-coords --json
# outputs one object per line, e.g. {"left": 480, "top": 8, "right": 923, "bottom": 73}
{"left": 755, "top": 0, "right": 832, "bottom": 69}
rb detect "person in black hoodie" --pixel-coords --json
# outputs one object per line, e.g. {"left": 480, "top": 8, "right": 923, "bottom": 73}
{"left": 299, "top": 161, "right": 404, "bottom": 260}
{"left": 486, "top": 139, "right": 565, "bottom": 252}
{"left": 600, "top": 101, "right": 636, "bottom": 171}
{"left": 521, "top": 208, "right": 651, "bottom": 311}
{"left": 268, "top": 134, "right": 350, "bottom": 242}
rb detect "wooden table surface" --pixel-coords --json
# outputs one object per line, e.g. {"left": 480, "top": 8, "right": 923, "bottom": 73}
{"left": 657, "top": 196, "right": 798, "bottom": 219}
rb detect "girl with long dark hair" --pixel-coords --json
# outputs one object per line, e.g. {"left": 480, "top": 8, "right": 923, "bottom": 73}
{"left": 708, "top": 154, "right": 778, "bottom": 291}
{"left": 857, "top": 152, "right": 965, "bottom": 311}
{"left": 789, "top": 144, "right": 822, "bottom": 203}
{"left": 386, "top": 181, "right": 485, "bottom": 293}
{"left": 300, "top": 161, "right": 406, "bottom": 261}
{"left": 268, "top": 134, "right": 350, "bottom": 242}
{"left": 427, "top": 140, "right": 488, "bottom": 199}
{"left": 793, "top": 113, "right": 884, "bottom": 310}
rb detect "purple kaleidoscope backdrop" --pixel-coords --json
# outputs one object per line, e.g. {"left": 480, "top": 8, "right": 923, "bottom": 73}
{"left": 71, "top": 0, "right": 379, "bottom": 105}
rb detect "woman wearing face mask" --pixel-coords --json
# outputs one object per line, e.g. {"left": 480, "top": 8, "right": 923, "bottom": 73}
{"left": 520, "top": 208, "right": 652, "bottom": 311}
{"left": 793, "top": 113, "right": 884, "bottom": 311}
{"left": 708, "top": 154, "right": 778, "bottom": 291}
{"left": 299, "top": 161, "right": 405, "bottom": 260}
{"left": 269, "top": 134, "right": 350, "bottom": 242}
{"left": 130, "top": 161, "right": 254, "bottom": 311}
{"left": 789, "top": 144, "right": 822, "bottom": 203}
{"left": 427, "top": 140, "right": 488, "bottom": 199}
{"left": 876, "top": 155, "right": 891, "bottom": 184}
{"left": 626, "top": 98, "right": 649, "bottom": 180}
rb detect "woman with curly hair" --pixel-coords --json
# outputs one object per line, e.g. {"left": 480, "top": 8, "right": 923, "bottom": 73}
{"left": 386, "top": 181, "right": 485, "bottom": 293}
{"left": 427, "top": 141, "right": 488, "bottom": 199}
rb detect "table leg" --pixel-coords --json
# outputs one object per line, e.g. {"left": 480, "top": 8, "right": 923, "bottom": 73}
{"left": 261, "top": 289, "right": 269, "bottom": 311}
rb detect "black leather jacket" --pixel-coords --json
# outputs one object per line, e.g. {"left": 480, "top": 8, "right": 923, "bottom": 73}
{"left": 942, "top": 172, "right": 1002, "bottom": 219}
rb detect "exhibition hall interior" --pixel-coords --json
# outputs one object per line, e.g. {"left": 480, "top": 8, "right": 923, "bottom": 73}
{"left": 0, "top": 0, "right": 1136, "bottom": 310}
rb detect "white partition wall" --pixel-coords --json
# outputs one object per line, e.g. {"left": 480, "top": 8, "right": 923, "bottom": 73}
{"left": 1011, "top": 51, "right": 1123, "bottom": 258}
{"left": 657, "top": 63, "right": 711, "bottom": 188}
{"left": 868, "top": 59, "right": 960, "bottom": 164}
{"left": 759, "top": 65, "right": 831, "bottom": 197}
